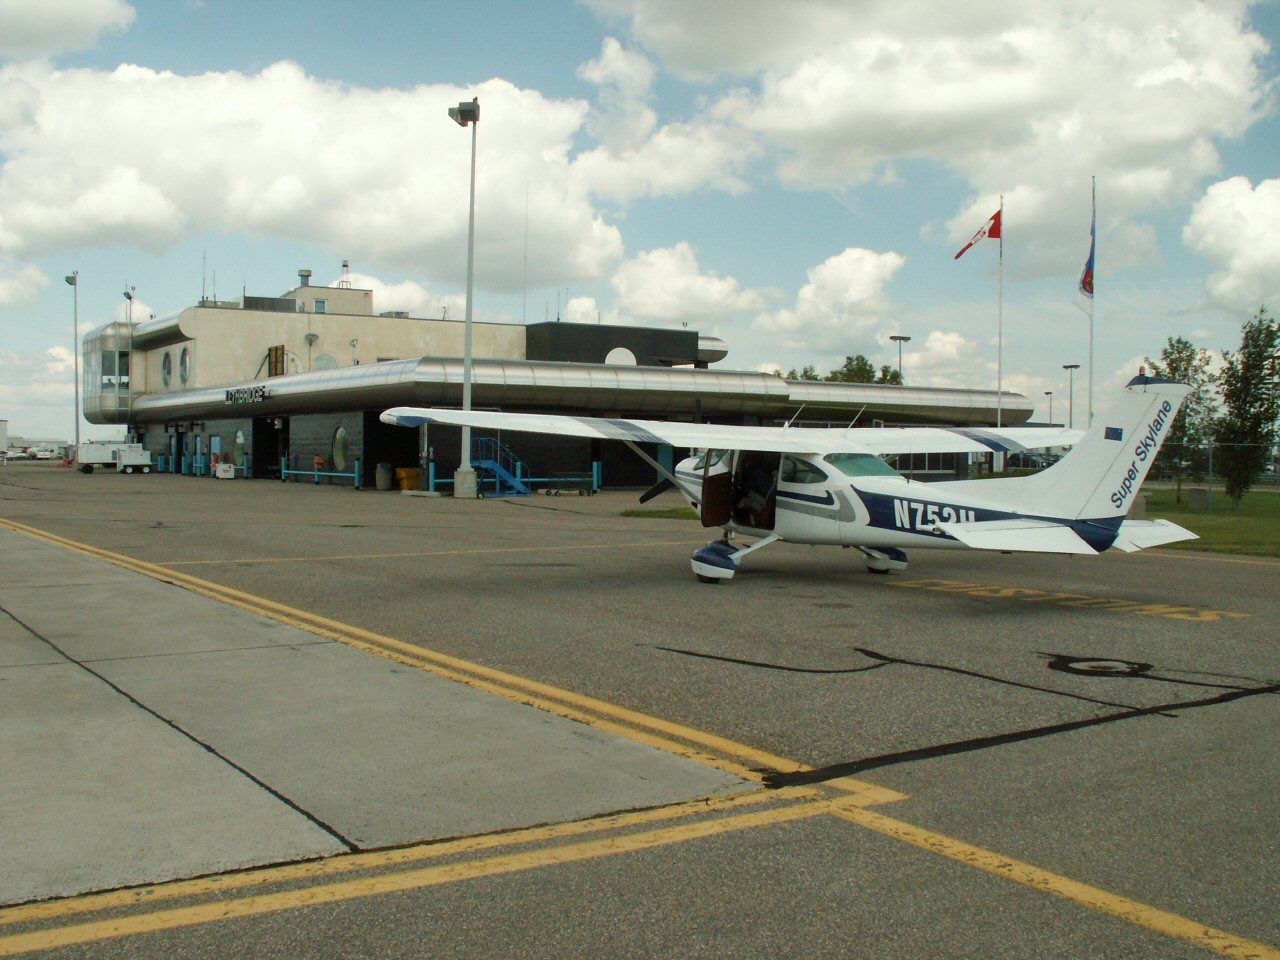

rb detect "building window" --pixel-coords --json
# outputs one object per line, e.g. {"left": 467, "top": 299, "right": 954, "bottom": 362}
{"left": 161, "top": 352, "right": 172, "bottom": 386}
{"left": 313, "top": 353, "right": 339, "bottom": 371}
{"left": 179, "top": 347, "right": 191, "bottom": 384}
{"left": 331, "top": 425, "right": 348, "bottom": 471}
{"left": 314, "top": 299, "right": 327, "bottom": 313}
{"left": 233, "top": 430, "right": 245, "bottom": 466}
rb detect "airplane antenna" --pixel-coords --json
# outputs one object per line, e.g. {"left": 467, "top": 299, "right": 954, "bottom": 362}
{"left": 784, "top": 403, "right": 806, "bottom": 428}
{"left": 846, "top": 405, "right": 867, "bottom": 428}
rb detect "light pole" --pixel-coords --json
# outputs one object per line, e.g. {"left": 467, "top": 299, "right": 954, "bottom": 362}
{"left": 889, "top": 334, "right": 911, "bottom": 383}
{"left": 449, "top": 97, "right": 480, "bottom": 498}
{"left": 1063, "top": 363, "right": 1080, "bottom": 430}
{"left": 65, "top": 272, "right": 79, "bottom": 456}
{"left": 1044, "top": 390, "right": 1054, "bottom": 425}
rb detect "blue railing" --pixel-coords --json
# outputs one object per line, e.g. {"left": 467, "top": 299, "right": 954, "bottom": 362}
{"left": 280, "top": 456, "right": 362, "bottom": 489}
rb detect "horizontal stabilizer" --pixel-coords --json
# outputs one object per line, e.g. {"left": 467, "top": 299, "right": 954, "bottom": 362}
{"left": 1109, "top": 519, "right": 1198, "bottom": 553}
{"left": 934, "top": 518, "right": 1098, "bottom": 555}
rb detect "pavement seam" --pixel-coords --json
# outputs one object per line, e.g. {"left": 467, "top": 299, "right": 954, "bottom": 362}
{"left": 0, "top": 602, "right": 359, "bottom": 854}
{"left": 0, "top": 517, "right": 906, "bottom": 804}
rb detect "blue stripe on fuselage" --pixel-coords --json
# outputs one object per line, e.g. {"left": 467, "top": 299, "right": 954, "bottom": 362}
{"left": 854, "top": 488, "right": 1122, "bottom": 551}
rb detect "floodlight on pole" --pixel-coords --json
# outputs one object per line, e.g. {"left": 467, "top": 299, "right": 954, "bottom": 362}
{"left": 1063, "top": 363, "right": 1080, "bottom": 430}
{"left": 1044, "top": 390, "right": 1054, "bottom": 425}
{"left": 449, "top": 97, "right": 480, "bottom": 499}
{"left": 65, "top": 272, "right": 79, "bottom": 456}
{"left": 889, "top": 334, "right": 911, "bottom": 383}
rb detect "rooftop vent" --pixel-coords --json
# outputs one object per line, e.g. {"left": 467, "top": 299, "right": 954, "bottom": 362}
{"left": 298, "top": 268, "right": 312, "bottom": 287}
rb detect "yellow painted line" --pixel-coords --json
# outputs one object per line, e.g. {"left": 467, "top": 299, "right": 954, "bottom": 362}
{"left": 0, "top": 796, "right": 846, "bottom": 957}
{"left": 1139, "top": 550, "right": 1280, "bottom": 568}
{"left": 153, "top": 539, "right": 707, "bottom": 566}
{"left": 0, "top": 786, "right": 816, "bottom": 928}
{"left": 0, "top": 518, "right": 907, "bottom": 805}
{"left": 834, "top": 806, "right": 1280, "bottom": 960}
{"left": 885, "top": 578, "right": 1250, "bottom": 622}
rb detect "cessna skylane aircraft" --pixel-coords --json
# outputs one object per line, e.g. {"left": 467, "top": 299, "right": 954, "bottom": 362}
{"left": 382, "top": 375, "right": 1195, "bottom": 582}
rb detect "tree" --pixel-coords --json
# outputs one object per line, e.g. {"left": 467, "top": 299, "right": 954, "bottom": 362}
{"left": 1213, "top": 308, "right": 1280, "bottom": 509}
{"left": 876, "top": 364, "right": 903, "bottom": 385}
{"left": 824, "top": 355, "right": 877, "bottom": 383}
{"left": 1144, "top": 336, "right": 1216, "bottom": 502}
{"left": 785, "top": 356, "right": 902, "bottom": 384}
{"left": 784, "top": 364, "right": 820, "bottom": 381}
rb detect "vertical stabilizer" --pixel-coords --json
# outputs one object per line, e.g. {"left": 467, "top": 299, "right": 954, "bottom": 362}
{"left": 932, "top": 377, "right": 1191, "bottom": 520}
{"left": 1010, "top": 376, "right": 1189, "bottom": 519}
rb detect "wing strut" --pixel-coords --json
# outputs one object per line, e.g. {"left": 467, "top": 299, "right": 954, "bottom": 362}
{"left": 623, "top": 440, "right": 702, "bottom": 504}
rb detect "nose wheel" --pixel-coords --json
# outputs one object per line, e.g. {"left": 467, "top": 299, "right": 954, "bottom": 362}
{"left": 690, "top": 534, "right": 779, "bottom": 583}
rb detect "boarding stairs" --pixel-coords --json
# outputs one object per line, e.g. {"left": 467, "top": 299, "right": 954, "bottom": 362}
{"left": 472, "top": 437, "right": 532, "bottom": 496}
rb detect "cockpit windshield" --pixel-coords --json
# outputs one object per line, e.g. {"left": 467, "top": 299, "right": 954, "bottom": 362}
{"left": 823, "top": 452, "right": 902, "bottom": 478}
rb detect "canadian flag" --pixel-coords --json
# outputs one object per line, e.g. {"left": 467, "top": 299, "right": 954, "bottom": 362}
{"left": 954, "top": 209, "right": 1002, "bottom": 259}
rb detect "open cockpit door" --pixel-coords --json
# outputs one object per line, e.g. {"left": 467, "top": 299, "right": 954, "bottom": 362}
{"left": 699, "top": 449, "right": 733, "bottom": 527}
{"left": 731, "top": 450, "right": 780, "bottom": 531}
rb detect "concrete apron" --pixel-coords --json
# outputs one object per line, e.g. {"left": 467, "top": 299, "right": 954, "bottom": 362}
{"left": 0, "top": 528, "right": 744, "bottom": 906}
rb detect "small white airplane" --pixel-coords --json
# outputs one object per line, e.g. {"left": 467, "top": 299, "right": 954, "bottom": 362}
{"left": 382, "top": 375, "right": 1196, "bottom": 582}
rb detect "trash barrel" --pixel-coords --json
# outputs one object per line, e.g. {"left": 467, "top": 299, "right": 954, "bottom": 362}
{"left": 395, "top": 467, "right": 421, "bottom": 490}
{"left": 375, "top": 462, "right": 393, "bottom": 491}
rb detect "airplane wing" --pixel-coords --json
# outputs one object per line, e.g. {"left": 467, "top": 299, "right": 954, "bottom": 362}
{"left": 380, "top": 407, "right": 1081, "bottom": 457}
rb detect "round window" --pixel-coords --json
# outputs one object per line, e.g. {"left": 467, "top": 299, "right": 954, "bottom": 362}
{"left": 161, "top": 352, "right": 172, "bottom": 386}
{"left": 313, "top": 353, "right": 339, "bottom": 371}
{"left": 179, "top": 347, "right": 190, "bottom": 384}
{"left": 233, "top": 430, "right": 245, "bottom": 466}
{"left": 331, "top": 426, "right": 348, "bottom": 472}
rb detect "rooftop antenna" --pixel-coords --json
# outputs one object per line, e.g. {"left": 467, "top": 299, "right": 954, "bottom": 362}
{"left": 338, "top": 259, "right": 351, "bottom": 289}
{"left": 522, "top": 182, "right": 529, "bottom": 324}
{"left": 201, "top": 251, "right": 206, "bottom": 301}
{"left": 784, "top": 403, "right": 806, "bottom": 428}
{"left": 846, "top": 404, "right": 867, "bottom": 428}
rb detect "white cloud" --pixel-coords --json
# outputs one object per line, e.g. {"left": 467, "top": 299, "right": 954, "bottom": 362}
{"left": 597, "top": 0, "right": 1270, "bottom": 270}
{"left": 754, "top": 247, "right": 905, "bottom": 355}
{"left": 339, "top": 271, "right": 462, "bottom": 320}
{"left": 577, "top": 37, "right": 657, "bottom": 149}
{"left": 0, "top": 345, "right": 76, "bottom": 433}
{"left": 573, "top": 119, "right": 756, "bottom": 202}
{"left": 0, "top": 0, "right": 134, "bottom": 59}
{"left": 0, "top": 262, "right": 49, "bottom": 307}
{"left": 0, "top": 61, "right": 623, "bottom": 288}
{"left": 611, "top": 242, "right": 764, "bottom": 325}
{"left": 1184, "top": 176, "right": 1280, "bottom": 309}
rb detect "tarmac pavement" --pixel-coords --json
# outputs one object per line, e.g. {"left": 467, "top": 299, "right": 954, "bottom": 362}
{"left": 0, "top": 461, "right": 1276, "bottom": 959}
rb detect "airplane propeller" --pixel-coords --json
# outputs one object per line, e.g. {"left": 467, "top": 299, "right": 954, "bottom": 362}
{"left": 638, "top": 477, "right": 675, "bottom": 504}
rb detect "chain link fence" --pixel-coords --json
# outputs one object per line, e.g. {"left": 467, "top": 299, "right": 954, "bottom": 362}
{"left": 1147, "top": 441, "right": 1278, "bottom": 509}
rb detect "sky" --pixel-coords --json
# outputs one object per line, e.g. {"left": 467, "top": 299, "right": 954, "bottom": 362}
{"left": 1, "top": 0, "right": 1278, "bottom": 441}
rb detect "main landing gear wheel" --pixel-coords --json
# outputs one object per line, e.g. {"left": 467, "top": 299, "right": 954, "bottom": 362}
{"left": 860, "top": 547, "right": 908, "bottom": 575}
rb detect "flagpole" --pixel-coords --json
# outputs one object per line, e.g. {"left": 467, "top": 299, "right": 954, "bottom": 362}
{"left": 1087, "top": 176, "right": 1095, "bottom": 427}
{"left": 997, "top": 194, "right": 1004, "bottom": 429}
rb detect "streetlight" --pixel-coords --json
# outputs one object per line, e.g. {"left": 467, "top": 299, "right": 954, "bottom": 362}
{"left": 1044, "top": 390, "right": 1054, "bottom": 425}
{"left": 65, "top": 272, "right": 79, "bottom": 457}
{"left": 889, "top": 334, "right": 911, "bottom": 383}
{"left": 1063, "top": 363, "right": 1080, "bottom": 430}
{"left": 449, "top": 97, "right": 480, "bottom": 499}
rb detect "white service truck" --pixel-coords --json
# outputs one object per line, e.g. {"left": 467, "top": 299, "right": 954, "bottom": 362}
{"left": 76, "top": 441, "right": 152, "bottom": 474}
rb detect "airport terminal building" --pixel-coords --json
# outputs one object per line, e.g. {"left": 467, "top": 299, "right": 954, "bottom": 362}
{"left": 82, "top": 269, "right": 1032, "bottom": 487}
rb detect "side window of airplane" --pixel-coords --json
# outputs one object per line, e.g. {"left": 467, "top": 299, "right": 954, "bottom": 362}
{"left": 692, "top": 449, "right": 731, "bottom": 471}
{"left": 780, "top": 455, "right": 827, "bottom": 484}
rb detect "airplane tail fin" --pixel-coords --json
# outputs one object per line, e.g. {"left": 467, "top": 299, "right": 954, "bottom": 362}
{"left": 975, "top": 376, "right": 1191, "bottom": 521}
{"left": 1022, "top": 375, "right": 1189, "bottom": 519}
